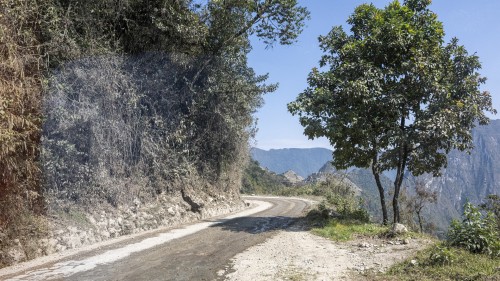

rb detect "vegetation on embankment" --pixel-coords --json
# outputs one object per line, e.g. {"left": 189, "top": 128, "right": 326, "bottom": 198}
{"left": 376, "top": 245, "right": 500, "bottom": 281}
{"left": 305, "top": 197, "right": 500, "bottom": 281}
{"left": 376, "top": 199, "right": 500, "bottom": 280}
{"left": 0, "top": 0, "right": 309, "bottom": 267}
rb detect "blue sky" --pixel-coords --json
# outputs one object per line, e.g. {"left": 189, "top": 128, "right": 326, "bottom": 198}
{"left": 248, "top": 0, "right": 500, "bottom": 150}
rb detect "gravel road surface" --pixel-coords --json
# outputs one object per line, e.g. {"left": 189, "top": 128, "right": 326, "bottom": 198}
{"left": 0, "top": 196, "right": 311, "bottom": 281}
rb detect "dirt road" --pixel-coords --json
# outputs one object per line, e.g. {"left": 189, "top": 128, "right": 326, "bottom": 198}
{"left": 0, "top": 196, "right": 312, "bottom": 281}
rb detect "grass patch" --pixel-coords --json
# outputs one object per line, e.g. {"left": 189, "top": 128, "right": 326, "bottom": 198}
{"left": 312, "top": 219, "right": 388, "bottom": 241}
{"left": 368, "top": 243, "right": 500, "bottom": 281}
{"left": 306, "top": 204, "right": 388, "bottom": 241}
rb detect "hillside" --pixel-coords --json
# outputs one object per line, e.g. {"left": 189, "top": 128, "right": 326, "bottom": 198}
{"left": 252, "top": 121, "right": 500, "bottom": 230}
{"left": 241, "top": 160, "right": 290, "bottom": 195}
{"left": 0, "top": 1, "right": 309, "bottom": 268}
{"left": 250, "top": 147, "right": 333, "bottom": 178}
{"left": 417, "top": 119, "right": 500, "bottom": 229}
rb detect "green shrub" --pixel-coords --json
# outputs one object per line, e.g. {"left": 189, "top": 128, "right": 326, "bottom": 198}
{"left": 480, "top": 194, "right": 500, "bottom": 232}
{"left": 428, "top": 245, "right": 455, "bottom": 266}
{"left": 326, "top": 194, "right": 370, "bottom": 222}
{"left": 447, "top": 202, "right": 500, "bottom": 257}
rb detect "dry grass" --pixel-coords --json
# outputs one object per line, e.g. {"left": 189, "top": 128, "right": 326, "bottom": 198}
{"left": 0, "top": 0, "right": 47, "bottom": 226}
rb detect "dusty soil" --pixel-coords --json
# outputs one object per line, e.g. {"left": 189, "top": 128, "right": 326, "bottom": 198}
{"left": 225, "top": 224, "right": 431, "bottom": 281}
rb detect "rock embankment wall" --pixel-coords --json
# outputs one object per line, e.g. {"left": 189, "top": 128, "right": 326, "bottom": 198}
{"left": 1, "top": 193, "right": 245, "bottom": 267}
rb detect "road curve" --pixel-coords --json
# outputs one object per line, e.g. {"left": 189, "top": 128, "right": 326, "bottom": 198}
{"left": 2, "top": 196, "right": 312, "bottom": 281}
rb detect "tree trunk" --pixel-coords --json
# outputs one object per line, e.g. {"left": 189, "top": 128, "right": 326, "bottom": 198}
{"left": 393, "top": 115, "right": 408, "bottom": 224}
{"left": 416, "top": 209, "right": 423, "bottom": 233}
{"left": 372, "top": 156, "right": 388, "bottom": 225}
{"left": 393, "top": 191, "right": 400, "bottom": 223}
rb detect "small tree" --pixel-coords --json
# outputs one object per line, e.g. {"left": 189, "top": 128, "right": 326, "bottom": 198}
{"left": 409, "top": 181, "right": 437, "bottom": 233}
{"left": 288, "top": 0, "right": 496, "bottom": 224}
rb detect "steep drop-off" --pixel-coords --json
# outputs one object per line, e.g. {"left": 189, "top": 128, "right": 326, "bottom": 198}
{"left": 418, "top": 120, "right": 500, "bottom": 229}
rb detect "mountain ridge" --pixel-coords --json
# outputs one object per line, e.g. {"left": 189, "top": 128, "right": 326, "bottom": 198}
{"left": 250, "top": 147, "right": 333, "bottom": 178}
{"left": 251, "top": 120, "right": 500, "bottom": 230}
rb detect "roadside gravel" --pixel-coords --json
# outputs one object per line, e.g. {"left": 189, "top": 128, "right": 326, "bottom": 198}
{"left": 225, "top": 224, "right": 431, "bottom": 281}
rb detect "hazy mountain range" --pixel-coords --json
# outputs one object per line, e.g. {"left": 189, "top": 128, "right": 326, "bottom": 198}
{"left": 251, "top": 119, "right": 500, "bottom": 230}
{"left": 250, "top": 147, "right": 333, "bottom": 178}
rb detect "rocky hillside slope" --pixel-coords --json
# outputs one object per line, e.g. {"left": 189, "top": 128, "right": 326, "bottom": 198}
{"left": 0, "top": 0, "right": 310, "bottom": 268}
{"left": 417, "top": 119, "right": 500, "bottom": 228}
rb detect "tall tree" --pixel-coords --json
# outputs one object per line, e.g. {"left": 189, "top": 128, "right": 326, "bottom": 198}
{"left": 182, "top": 0, "right": 309, "bottom": 183}
{"left": 288, "top": 0, "right": 496, "bottom": 224}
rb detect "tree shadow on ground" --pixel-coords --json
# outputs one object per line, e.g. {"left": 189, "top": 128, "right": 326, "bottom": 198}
{"left": 208, "top": 216, "right": 310, "bottom": 234}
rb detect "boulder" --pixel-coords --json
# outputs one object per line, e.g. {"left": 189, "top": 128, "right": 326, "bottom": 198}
{"left": 391, "top": 223, "right": 408, "bottom": 235}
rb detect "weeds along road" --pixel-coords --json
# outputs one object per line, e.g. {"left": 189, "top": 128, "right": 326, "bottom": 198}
{"left": 1, "top": 196, "right": 312, "bottom": 281}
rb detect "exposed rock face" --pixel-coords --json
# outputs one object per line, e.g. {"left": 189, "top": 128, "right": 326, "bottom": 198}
{"left": 417, "top": 120, "right": 500, "bottom": 228}
{"left": 281, "top": 170, "right": 304, "bottom": 184}
{"left": 391, "top": 223, "right": 408, "bottom": 235}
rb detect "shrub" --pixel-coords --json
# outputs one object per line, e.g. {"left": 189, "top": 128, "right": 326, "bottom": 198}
{"left": 326, "top": 194, "right": 370, "bottom": 222}
{"left": 428, "top": 245, "right": 455, "bottom": 266}
{"left": 447, "top": 202, "right": 500, "bottom": 257}
{"left": 480, "top": 194, "right": 500, "bottom": 232}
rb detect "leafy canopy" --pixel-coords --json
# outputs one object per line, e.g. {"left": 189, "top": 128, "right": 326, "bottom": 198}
{"left": 288, "top": 0, "right": 496, "bottom": 177}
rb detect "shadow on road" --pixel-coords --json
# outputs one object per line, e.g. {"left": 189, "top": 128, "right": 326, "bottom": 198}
{"left": 208, "top": 216, "right": 308, "bottom": 234}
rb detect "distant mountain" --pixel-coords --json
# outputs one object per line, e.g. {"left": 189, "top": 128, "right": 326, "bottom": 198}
{"left": 251, "top": 120, "right": 500, "bottom": 232}
{"left": 416, "top": 119, "right": 500, "bottom": 228}
{"left": 250, "top": 147, "right": 333, "bottom": 178}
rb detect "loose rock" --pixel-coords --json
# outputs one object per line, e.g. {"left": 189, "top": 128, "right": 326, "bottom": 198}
{"left": 391, "top": 223, "right": 408, "bottom": 235}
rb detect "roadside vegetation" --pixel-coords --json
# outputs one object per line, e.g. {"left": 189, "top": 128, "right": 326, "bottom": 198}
{"left": 246, "top": 160, "right": 500, "bottom": 280}
{"left": 365, "top": 199, "right": 500, "bottom": 281}
{"left": 0, "top": 0, "right": 310, "bottom": 267}
{"left": 300, "top": 194, "right": 500, "bottom": 280}
{"left": 305, "top": 188, "right": 402, "bottom": 242}
{"left": 255, "top": 160, "right": 499, "bottom": 280}
{"left": 377, "top": 246, "right": 500, "bottom": 281}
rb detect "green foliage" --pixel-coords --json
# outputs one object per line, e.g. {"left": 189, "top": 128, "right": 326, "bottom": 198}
{"left": 288, "top": 0, "right": 496, "bottom": 224}
{"left": 371, "top": 199, "right": 500, "bottom": 280}
{"left": 480, "top": 194, "right": 500, "bottom": 232}
{"left": 428, "top": 245, "right": 455, "bottom": 266}
{"left": 241, "top": 160, "right": 290, "bottom": 194}
{"left": 311, "top": 218, "right": 388, "bottom": 242}
{"left": 447, "top": 202, "right": 500, "bottom": 257}
{"left": 379, "top": 244, "right": 500, "bottom": 281}
{"left": 325, "top": 193, "right": 370, "bottom": 222}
